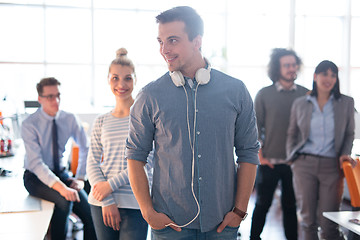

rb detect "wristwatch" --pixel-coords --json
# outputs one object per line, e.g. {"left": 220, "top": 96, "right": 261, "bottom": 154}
{"left": 232, "top": 207, "right": 248, "bottom": 220}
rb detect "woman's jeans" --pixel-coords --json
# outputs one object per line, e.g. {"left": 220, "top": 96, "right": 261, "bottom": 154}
{"left": 90, "top": 205, "right": 148, "bottom": 240}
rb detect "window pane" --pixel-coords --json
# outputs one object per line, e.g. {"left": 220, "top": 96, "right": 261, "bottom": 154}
{"left": 351, "top": 17, "right": 360, "bottom": 66}
{"left": 350, "top": 69, "right": 360, "bottom": 109}
{"left": 297, "top": 67, "right": 315, "bottom": 91}
{"left": 93, "top": 10, "right": 161, "bottom": 66}
{"left": 352, "top": 0, "right": 360, "bottom": 16}
{"left": 44, "top": 0, "right": 91, "bottom": 7}
{"left": 228, "top": 0, "right": 290, "bottom": 15}
{"left": 295, "top": 16, "right": 343, "bottom": 66}
{"left": 296, "top": 0, "right": 346, "bottom": 16}
{"left": 45, "top": 64, "right": 92, "bottom": 111}
{"left": 0, "top": 0, "right": 43, "bottom": 4}
{"left": 0, "top": 5, "right": 44, "bottom": 62}
{"left": 93, "top": 65, "right": 113, "bottom": 108}
{"left": 45, "top": 7, "right": 92, "bottom": 63}
{"left": 0, "top": 64, "right": 44, "bottom": 112}
{"left": 134, "top": 64, "right": 167, "bottom": 95}
{"left": 92, "top": 0, "right": 220, "bottom": 11}
{"left": 0, "top": 0, "right": 357, "bottom": 114}
{"left": 227, "top": 67, "right": 268, "bottom": 100}
{"left": 202, "top": 12, "right": 227, "bottom": 67}
{"left": 227, "top": 14, "right": 289, "bottom": 66}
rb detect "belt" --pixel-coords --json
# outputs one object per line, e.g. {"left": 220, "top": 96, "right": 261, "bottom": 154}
{"left": 299, "top": 153, "right": 328, "bottom": 158}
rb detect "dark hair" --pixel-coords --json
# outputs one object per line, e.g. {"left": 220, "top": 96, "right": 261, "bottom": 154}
{"left": 156, "top": 6, "right": 204, "bottom": 41}
{"left": 310, "top": 60, "right": 341, "bottom": 99}
{"left": 36, "top": 77, "right": 61, "bottom": 96}
{"left": 267, "top": 48, "right": 302, "bottom": 83}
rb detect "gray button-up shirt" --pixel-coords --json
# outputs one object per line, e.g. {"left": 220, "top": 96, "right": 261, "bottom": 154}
{"left": 126, "top": 69, "right": 260, "bottom": 232}
{"left": 299, "top": 95, "right": 336, "bottom": 157}
{"left": 22, "top": 108, "right": 89, "bottom": 187}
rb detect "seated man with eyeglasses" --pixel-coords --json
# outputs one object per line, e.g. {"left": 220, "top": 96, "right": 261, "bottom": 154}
{"left": 21, "top": 77, "right": 96, "bottom": 240}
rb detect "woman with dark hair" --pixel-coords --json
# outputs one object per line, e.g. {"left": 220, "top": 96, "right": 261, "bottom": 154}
{"left": 286, "top": 60, "right": 356, "bottom": 240}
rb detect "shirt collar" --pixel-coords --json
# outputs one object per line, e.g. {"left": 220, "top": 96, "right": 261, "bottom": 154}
{"left": 275, "top": 81, "right": 297, "bottom": 92}
{"left": 306, "top": 94, "right": 334, "bottom": 102}
{"left": 39, "top": 107, "right": 59, "bottom": 120}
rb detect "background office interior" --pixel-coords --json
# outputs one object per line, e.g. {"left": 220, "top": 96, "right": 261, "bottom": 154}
{"left": 0, "top": 0, "right": 360, "bottom": 134}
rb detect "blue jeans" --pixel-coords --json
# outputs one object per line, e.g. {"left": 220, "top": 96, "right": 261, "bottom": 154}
{"left": 23, "top": 170, "right": 96, "bottom": 240}
{"left": 151, "top": 226, "right": 238, "bottom": 240}
{"left": 250, "top": 164, "right": 298, "bottom": 240}
{"left": 90, "top": 205, "right": 148, "bottom": 240}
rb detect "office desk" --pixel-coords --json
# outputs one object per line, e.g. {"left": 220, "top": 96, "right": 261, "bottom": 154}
{"left": 0, "top": 141, "right": 54, "bottom": 240}
{"left": 0, "top": 199, "right": 54, "bottom": 240}
{"left": 323, "top": 211, "right": 360, "bottom": 235}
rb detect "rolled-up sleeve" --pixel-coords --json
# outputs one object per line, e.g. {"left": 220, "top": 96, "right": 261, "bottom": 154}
{"left": 234, "top": 83, "right": 261, "bottom": 165}
{"left": 126, "top": 89, "right": 155, "bottom": 162}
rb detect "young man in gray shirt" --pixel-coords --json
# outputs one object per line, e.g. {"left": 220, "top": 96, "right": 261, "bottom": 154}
{"left": 126, "top": 6, "right": 260, "bottom": 240}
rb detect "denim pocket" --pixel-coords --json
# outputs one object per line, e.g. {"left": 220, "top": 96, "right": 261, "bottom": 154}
{"left": 151, "top": 226, "right": 171, "bottom": 233}
{"left": 224, "top": 225, "right": 239, "bottom": 231}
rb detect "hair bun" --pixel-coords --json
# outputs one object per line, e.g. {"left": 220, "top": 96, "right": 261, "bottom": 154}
{"left": 116, "top": 48, "right": 128, "bottom": 58}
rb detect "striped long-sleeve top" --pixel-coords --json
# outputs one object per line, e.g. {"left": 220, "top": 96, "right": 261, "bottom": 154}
{"left": 87, "top": 112, "right": 153, "bottom": 208}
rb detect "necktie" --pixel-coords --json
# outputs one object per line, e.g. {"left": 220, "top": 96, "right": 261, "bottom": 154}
{"left": 52, "top": 119, "right": 60, "bottom": 174}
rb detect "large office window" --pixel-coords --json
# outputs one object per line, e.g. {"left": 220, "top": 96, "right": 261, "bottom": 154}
{"left": 0, "top": 0, "right": 359, "bottom": 116}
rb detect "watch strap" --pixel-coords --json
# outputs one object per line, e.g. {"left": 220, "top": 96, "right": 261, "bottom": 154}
{"left": 232, "top": 207, "right": 248, "bottom": 220}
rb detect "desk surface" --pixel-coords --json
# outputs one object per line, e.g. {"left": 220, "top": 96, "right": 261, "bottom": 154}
{"left": 323, "top": 211, "right": 360, "bottom": 235}
{"left": 0, "top": 141, "right": 54, "bottom": 240}
{"left": 0, "top": 200, "right": 54, "bottom": 240}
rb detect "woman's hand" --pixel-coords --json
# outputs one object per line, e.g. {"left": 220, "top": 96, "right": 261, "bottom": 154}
{"left": 92, "top": 181, "right": 113, "bottom": 201}
{"left": 339, "top": 155, "right": 358, "bottom": 168}
{"left": 102, "top": 204, "right": 121, "bottom": 231}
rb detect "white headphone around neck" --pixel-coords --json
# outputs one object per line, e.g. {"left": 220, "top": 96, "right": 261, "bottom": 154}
{"left": 170, "top": 60, "right": 211, "bottom": 87}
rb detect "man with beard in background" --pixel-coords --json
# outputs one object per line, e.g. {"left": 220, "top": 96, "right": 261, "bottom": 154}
{"left": 250, "top": 48, "right": 308, "bottom": 240}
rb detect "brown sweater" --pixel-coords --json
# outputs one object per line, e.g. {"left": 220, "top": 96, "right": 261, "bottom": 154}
{"left": 254, "top": 83, "right": 308, "bottom": 159}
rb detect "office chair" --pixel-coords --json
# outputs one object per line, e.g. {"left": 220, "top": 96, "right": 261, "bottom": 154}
{"left": 24, "top": 100, "right": 40, "bottom": 113}
{"left": 343, "top": 160, "right": 360, "bottom": 240}
{"left": 343, "top": 160, "right": 360, "bottom": 208}
{"left": 24, "top": 100, "right": 41, "bottom": 108}
{"left": 68, "top": 143, "right": 84, "bottom": 235}
{"left": 70, "top": 143, "right": 79, "bottom": 177}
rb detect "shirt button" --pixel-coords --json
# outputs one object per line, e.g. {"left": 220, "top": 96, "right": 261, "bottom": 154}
{"left": 196, "top": 109, "right": 199, "bottom": 112}
{"left": 199, "top": 177, "right": 202, "bottom": 181}
{"left": 197, "top": 131, "right": 200, "bottom": 135}
{"left": 198, "top": 154, "right": 201, "bottom": 158}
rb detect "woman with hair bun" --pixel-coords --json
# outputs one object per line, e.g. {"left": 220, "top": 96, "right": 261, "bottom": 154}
{"left": 87, "top": 48, "right": 153, "bottom": 240}
{"left": 287, "top": 60, "right": 356, "bottom": 240}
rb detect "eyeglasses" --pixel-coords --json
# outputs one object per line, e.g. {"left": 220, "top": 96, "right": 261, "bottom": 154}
{"left": 40, "top": 93, "right": 61, "bottom": 101}
{"left": 282, "top": 63, "right": 298, "bottom": 69}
